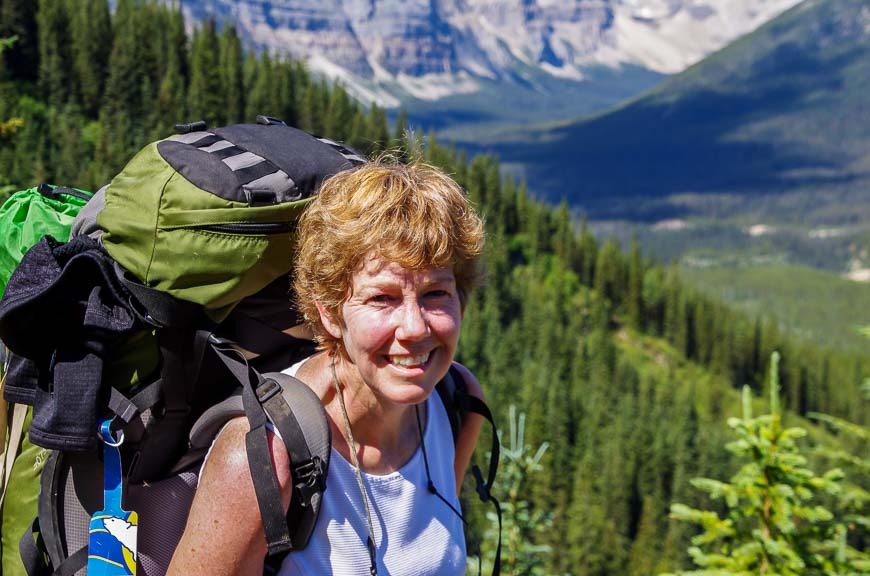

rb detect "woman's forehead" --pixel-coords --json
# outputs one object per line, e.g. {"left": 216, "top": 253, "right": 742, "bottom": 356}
{"left": 352, "top": 256, "right": 455, "bottom": 286}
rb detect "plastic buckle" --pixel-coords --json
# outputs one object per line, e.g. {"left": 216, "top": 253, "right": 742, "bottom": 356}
{"left": 473, "top": 465, "right": 490, "bottom": 503}
{"left": 256, "top": 115, "right": 286, "bottom": 126}
{"left": 208, "top": 334, "right": 236, "bottom": 347}
{"left": 293, "top": 456, "right": 326, "bottom": 505}
{"left": 245, "top": 188, "right": 278, "bottom": 207}
{"left": 159, "top": 405, "right": 191, "bottom": 420}
{"left": 256, "top": 377, "right": 282, "bottom": 403}
{"left": 174, "top": 120, "right": 207, "bottom": 134}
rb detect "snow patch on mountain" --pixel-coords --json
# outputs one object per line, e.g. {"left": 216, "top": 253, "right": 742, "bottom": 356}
{"left": 179, "top": 0, "right": 805, "bottom": 104}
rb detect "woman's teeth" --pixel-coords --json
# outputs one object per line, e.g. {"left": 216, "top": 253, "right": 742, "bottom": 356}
{"left": 389, "top": 353, "right": 430, "bottom": 367}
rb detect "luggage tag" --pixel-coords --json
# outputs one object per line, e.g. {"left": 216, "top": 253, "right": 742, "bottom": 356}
{"left": 87, "top": 418, "right": 138, "bottom": 575}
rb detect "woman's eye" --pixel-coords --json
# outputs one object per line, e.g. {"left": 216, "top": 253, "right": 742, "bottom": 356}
{"left": 369, "top": 294, "right": 395, "bottom": 304}
{"left": 426, "top": 290, "right": 450, "bottom": 299}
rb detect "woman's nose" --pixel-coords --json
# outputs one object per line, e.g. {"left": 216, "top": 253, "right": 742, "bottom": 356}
{"left": 395, "top": 300, "right": 430, "bottom": 340}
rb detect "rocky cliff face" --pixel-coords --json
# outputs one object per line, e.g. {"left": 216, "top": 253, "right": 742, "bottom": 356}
{"left": 180, "top": 0, "right": 804, "bottom": 103}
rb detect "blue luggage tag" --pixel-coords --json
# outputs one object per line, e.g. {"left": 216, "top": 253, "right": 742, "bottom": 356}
{"left": 87, "top": 419, "right": 138, "bottom": 575}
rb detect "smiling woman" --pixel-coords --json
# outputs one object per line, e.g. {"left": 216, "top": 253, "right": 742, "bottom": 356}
{"left": 168, "top": 159, "right": 487, "bottom": 576}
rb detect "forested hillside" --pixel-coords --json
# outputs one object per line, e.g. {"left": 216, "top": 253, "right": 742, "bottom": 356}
{"left": 1, "top": 2, "right": 867, "bottom": 573}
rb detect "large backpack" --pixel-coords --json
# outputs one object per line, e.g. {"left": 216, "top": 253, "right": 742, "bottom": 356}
{"left": 0, "top": 184, "right": 94, "bottom": 576}
{"left": 0, "top": 119, "right": 500, "bottom": 576}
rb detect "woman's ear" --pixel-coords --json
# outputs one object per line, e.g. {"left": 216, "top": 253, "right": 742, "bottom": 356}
{"left": 315, "top": 301, "right": 342, "bottom": 340}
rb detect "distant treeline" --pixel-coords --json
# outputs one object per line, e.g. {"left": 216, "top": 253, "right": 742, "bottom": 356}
{"left": 0, "top": 0, "right": 393, "bottom": 191}
{"left": 1, "top": 1, "right": 866, "bottom": 574}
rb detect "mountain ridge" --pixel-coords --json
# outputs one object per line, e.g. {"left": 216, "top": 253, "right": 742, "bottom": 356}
{"left": 178, "top": 0, "right": 802, "bottom": 107}
{"left": 463, "top": 0, "right": 870, "bottom": 225}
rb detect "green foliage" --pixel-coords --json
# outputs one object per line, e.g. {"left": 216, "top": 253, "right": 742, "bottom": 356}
{"left": 665, "top": 353, "right": 870, "bottom": 575}
{"left": 681, "top": 264, "right": 870, "bottom": 355}
{"left": 474, "top": 406, "right": 552, "bottom": 576}
{"left": 0, "top": 2, "right": 388, "bottom": 191}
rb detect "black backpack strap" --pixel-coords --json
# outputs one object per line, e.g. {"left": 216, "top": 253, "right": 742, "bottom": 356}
{"left": 436, "top": 365, "right": 502, "bottom": 576}
{"left": 435, "top": 365, "right": 468, "bottom": 444}
{"left": 259, "top": 372, "right": 331, "bottom": 575}
{"left": 207, "top": 340, "right": 331, "bottom": 575}
{"left": 469, "top": 396, "right": 502, "bottom": 576}
{"left": 19, "top": 451, "right": 91, "bottom": 576}
{"left": 209, "top": 340, "right": 294, "bottom": 559}
{"left": 19, "top": 517, "right": 49, "bottom": 576}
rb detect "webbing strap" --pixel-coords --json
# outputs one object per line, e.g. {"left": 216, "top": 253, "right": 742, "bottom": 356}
{"left": 19, "top": 517, "right": 47, "bottom": 576}
{"left": 210, "top": 341, "right": 293, "bottom": 557}
{"left": 469, "top": 394, "right": 502, "bottom": 576}
{"left": 1, "top": 403, "right": 27, "bottom": 509}
{"left": 115, "top": 265, "right": 202, "bottom": 328}
{"left": 258, "top": 378, "right": 314, "bottom": 482}
{"left": 17, "top": 516, "right": 86, "bottom": 576}
{"left": 49, "top": 545, "right": 88, "bottom": 576}
{"left": 439, "top": 367, "right": 502, "bottom": 576}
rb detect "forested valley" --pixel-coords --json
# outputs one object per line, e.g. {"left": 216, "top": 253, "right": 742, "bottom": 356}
{"left": 1, "top": 1, "right": 867, "bottom": 574}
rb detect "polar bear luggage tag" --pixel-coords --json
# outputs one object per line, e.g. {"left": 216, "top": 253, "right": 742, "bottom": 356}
{"left": 87, "top": 419, "right": 138, "bottom": 576}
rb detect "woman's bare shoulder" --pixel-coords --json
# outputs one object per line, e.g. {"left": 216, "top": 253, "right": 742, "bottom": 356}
{"left": 451, "top": 361, "right": 484, "bottom": 401}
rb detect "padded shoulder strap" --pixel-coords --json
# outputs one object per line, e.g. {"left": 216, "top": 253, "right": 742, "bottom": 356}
{"left": 187, "top": 355, "right": 330, "bottom": 571}
{"left": 435, "top": 365, "right": 468, "bottom": 444}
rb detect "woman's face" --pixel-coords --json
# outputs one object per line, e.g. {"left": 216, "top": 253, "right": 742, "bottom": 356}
{"left": 320, "top": 255, "right": 463, "bottom": 405}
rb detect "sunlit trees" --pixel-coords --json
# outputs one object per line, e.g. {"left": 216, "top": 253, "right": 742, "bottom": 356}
{"left": 666, "top": 353, "right": 869, "bottom": 575}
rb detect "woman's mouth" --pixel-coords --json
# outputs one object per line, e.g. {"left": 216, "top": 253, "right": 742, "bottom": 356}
{"left": 388, "top": 352, "right": 430, "bottom": 368}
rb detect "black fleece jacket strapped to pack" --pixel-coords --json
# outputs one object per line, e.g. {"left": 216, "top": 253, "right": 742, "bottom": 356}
{"left": 0, "top": 235, "right": 142, "bottom": 452}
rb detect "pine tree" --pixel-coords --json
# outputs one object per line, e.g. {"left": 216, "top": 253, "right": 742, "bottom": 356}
{"left": 219, "top": 24, "right": 244, "bottom": 125}
{"left": 665, "top": 352, "right": 868, "bottom": 575}
{"left": 553, "top": 200, "right": 574, "bottom": 266}
{"left": 187, "top": 21, "right": 223, "bottom": 124}
{"left": 0, "top": 0, "right": 38, "bottom": 82}
{"left": 478, "top": 405, "right": 553, "bottom": 575}
{"left": 96, "top": 0, "right": 145, "bottom": 181}
{"left": 629, "top": 496, "right": 663, "bottom": 576}
{"left": 36, "top": 0, "right": 71, "bottom": 107}
{"left": 323, "top": 84, "right": 353, "bottom": 140}
{"left": 153, "top": 6, "right": 187, "bottom": 138}
{"left": 366, "top": 103, "right": 389, "bottom": 155}
{"left": 626, "top": 236, "right": 644, "bottom": 330}
{"left": 298, "top": 77, "right": 325, "bottom": 135}
{"left": 68, "top": 0, "right": 111, "bottom": 116}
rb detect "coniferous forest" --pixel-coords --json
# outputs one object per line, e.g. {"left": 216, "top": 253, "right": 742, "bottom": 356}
{"left": 1, "top": 1, "right": 868, "bottom": 574}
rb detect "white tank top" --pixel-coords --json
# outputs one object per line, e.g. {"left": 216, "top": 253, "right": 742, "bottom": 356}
{"left": 276, "top": 361, "right": 467, "bottom": 575}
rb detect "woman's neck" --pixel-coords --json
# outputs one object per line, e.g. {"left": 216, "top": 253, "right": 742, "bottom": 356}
{"left": 318, "top": 353, "right": 424, "bottom": 474}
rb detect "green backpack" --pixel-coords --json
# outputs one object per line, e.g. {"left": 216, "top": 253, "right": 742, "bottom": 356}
{"left": 0, "top": 119, "right": 500, "bottom": 576}
{"left": 0, "top": 184, "right": 94, "bottom": 576}
{"left": 0, "top": 120, "right": 363, "bottom": 575}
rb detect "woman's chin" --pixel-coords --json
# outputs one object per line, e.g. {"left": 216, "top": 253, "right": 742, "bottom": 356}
{"left": 380, "top": 370, "right": 441, "bottom": 405}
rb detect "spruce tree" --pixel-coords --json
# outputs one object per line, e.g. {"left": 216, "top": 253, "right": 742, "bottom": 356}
{"left": 365, "top": 103, "right": 389, "bottom": 155}
{"left": 36, "top": 0, "right": 71, "bottom": 107}
{"left": 323, "top": 83, "right": 353, "bottom": 141}
{"left": 478, "top": 405, "right": 552, "bottom": 575}
{"left": 219, "top": 24, "right": 244, "bottom": 125}
{"left": 665, "top": 352, "right": 868, "bottom": 574}
{"left": 69, "top": 0, "right": 111, "bottom": 116}
{"left": 0, "top": 0, "right": 38, "bottom": 82}
{"left": 187, "top": 21, "right": 223, "bottom": 125}
{"left": 627, "top": 236, "right": 644, "bottom": 330}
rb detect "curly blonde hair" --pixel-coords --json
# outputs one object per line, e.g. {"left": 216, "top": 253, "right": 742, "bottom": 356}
{"left": 293, "top": 159, "right": 485, "bottom": 352}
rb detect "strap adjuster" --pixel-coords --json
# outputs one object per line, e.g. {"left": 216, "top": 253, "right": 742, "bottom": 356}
{"left": 256, "top": 377, "right": 282, "bottom": 403}
{"left": 293, "top": 456, "right": 326, "bottom": 506}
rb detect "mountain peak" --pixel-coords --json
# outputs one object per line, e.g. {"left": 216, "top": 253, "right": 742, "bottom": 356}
{"left": 180, "top": 0, "right": 803, "bottom": 105}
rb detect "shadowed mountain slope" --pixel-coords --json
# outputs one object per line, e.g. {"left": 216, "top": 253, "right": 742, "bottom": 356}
{"left": 470, "top": 0, "right": 870, "bottom": 222}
